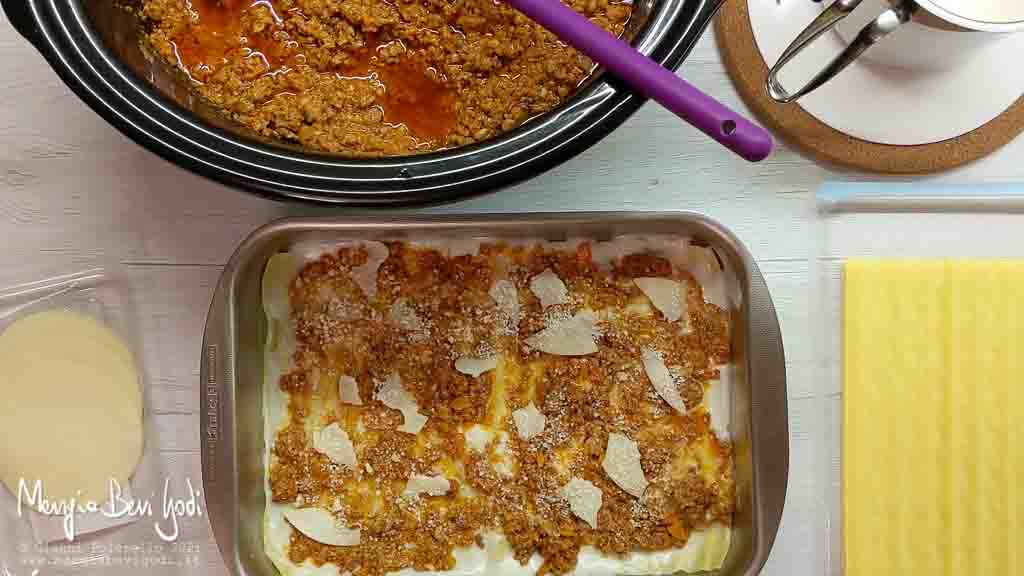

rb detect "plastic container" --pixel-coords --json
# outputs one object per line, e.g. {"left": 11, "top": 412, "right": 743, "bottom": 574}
{"left": 0, "top": 268, "right": 176, "bottom": 575}
{"left": 815, "top": 189, "right": 1024, "bottom": 575}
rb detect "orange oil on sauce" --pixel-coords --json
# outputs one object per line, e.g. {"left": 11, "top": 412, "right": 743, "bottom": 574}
{"left": 171, "top": 1, "right": 455, "bottom": 143}
{"left": 172, "top": 0, "right": 300, "bottom": 80}
{"left": 340, "top": 36, "right": 456, "bottom": 142}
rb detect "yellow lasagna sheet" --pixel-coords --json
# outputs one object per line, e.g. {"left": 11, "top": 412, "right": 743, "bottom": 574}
{"left": 844, "top": 260, "right": 1024, "bottom": 576}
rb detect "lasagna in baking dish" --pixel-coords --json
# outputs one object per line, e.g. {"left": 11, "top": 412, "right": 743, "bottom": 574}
{"left": 262, "top": 237, "right": 736, "bottom": 576}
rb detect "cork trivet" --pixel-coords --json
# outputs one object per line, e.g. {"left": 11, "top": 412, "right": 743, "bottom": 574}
{"left": 715, "top": 1, "right": 1024, "bottom": 174}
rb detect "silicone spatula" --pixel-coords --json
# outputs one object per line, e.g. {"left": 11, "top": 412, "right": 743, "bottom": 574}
{"left": 505, "top": 0, "right": 774, "bottom": 162}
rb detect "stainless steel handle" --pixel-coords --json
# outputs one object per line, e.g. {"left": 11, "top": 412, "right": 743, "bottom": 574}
{"left": 766, "top": 0, "right": 916, "bottom": 103}
{"left": 744, "top": 258, "right": 788, "bottom": 558}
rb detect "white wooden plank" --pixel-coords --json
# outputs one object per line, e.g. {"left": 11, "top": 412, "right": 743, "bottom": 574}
{"left": 155, "top": 414, "right": 200, "bottom": 453}
{"left": 127, "top": 266, "right": 222, "bottom": 413}
{"left": 760, "top": 259, "right": 817, "bottom": 400}
{"left": 0, "top": 32, "right": 284, "bottom": 268}
{"left": 1, "top": 25, "right": 819, "bottom": 269}
{"left": 762, "top": 396, "right": 827, "bottom": 576}
{"left": 158, "top": 452, "right": 232, "bottom": 576}
{"left": 2, "top": 8, "right": 1022, "bottom": 575}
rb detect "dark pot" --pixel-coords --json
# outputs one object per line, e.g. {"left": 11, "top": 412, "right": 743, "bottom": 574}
{"left": 1, "top": 0, "right": 724, "bottom": 205}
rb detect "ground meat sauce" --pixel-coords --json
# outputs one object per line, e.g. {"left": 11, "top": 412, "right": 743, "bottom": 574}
{"left": 140, "top": 0, "right": 634, "bottom": 155}
{"left": 268, "top": 241, "right": 735, "bottom": 576}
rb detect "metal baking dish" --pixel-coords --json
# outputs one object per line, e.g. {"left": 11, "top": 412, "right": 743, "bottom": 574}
{"left": 200, "top": 213, "right": 788, "bottom": 576}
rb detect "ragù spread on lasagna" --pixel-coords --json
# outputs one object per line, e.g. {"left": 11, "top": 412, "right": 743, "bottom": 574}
{"left": 262, "top": 236, "right": 737, "bottom": 576}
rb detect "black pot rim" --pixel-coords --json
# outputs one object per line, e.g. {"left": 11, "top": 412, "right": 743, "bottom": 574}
{"left": 3, "top": 0, "right": 722, "bottom": 205}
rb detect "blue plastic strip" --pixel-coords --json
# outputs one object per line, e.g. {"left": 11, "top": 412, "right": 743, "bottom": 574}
{"left": 818, "top": 182, "right": 1024, "bottom": 212}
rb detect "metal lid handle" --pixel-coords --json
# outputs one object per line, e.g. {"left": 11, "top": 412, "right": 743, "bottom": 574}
{"left": 766, "top": 0, "right": 916, "bottom": 104}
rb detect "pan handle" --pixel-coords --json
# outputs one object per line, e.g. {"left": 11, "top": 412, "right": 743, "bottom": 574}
{"left": 744, "top": 258, "right": 789, "bottom": 560}
{"left": 1, "top": 0, "right": 40, "bottom": 45}
{"left": 765, "top": 0, "right": 915, "bottom": 103}
{"left": 200, "top": 275, "right": 238, "bottom": 569}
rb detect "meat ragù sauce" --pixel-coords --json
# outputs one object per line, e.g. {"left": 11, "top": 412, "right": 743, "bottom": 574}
{"left": 268, "top": 241, "right": 736, "bottom": 576}
{"left": 141, "top": 0, "right": 633, "bottom": 156}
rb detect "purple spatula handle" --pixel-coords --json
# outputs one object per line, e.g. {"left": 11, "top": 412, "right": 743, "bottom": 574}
{"left": 506, "top": 0, "right": 774, "bottom": 162}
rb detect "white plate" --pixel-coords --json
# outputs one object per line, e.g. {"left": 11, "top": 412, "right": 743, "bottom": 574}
{"left": 748, "top": 0, "right": 1024, "bottom": 145}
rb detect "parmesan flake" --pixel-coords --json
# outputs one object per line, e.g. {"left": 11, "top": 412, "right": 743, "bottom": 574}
{"left": 375, "top": 373, "right": 428, "bottom": 434}
{"left": 284, "top": 507, "right": 361, "bottom": 547}
{"left": 687, "top": 246, "right": 731, "bottom": 309}
{"left": 525, "top": 310, "right": 599, "bottom": 356}
{"left": 465, "top": 424, "right": 495, "bottom": 452}
{"left": 403, "top": 474, "right": 451, "bottom": 499}
{"left": 601, "top": 433, "right": 649, "bottom": 498}
{"left": 634, "top": 277, "right": 685, "bottom": 322}
{"left": 560, "top": 477, "right": 602, "bottom": 529}
{"left": 489, "top": 280, "right": 520, "bottom": 335}
{"left": 512, "top": 403, "right": 546, "bottom": 440}
{"left": 530, "top": 269, "right": 570, "bottom": 308}
{"left": 312, "top": 423, "right": 358, "bottom": 470}
{"left": 641, "top": 348, "right": 687, "bottom": 414}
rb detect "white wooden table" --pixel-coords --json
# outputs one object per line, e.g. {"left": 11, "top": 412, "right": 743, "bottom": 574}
{"left": 3, "top": 12, "right": 1024, "bottom": 575}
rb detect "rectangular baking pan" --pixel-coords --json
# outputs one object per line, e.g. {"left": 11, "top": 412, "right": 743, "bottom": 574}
{"left": 200, "top": 213, "right": 788, "bottom": 576}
